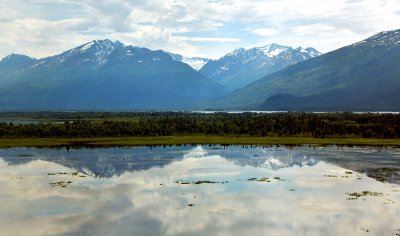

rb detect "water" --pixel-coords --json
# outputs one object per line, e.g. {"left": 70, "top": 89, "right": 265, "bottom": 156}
{"left": 0, "top": 119, "right": 43, "bottom": 124}
{"left": 0, "top": 120, "right": 65, "bottom": 124}
{"left": 0, "top": 145, "right": 399, "bottom": 235}
{"left": 191, "top": 111, "right": 400, "bottom": 114}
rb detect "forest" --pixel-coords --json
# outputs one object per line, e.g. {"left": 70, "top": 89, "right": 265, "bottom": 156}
{"left": 0, "top": 112, "right": 399, "bottom": 139}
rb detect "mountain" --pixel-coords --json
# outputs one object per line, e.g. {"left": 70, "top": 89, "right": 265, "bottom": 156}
{"left": 0, "top": 40, "right": 224, "bottom": 110}
{"left": 0, "top": 54, "right": 38, "bottom": 86}
{"left": 167, "top": 52, "right": 210, "bottom": 70}
{"left": 210, "top": 29, "right": 400, "bottom": 111}
{"left": 0, "top": 54, "right": 37, "bottom": 71}
{"left": 199, "top": 44, "right": 321, "bottom": 91}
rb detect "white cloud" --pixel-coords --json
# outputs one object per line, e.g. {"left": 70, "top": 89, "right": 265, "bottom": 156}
{"left": 293, "top": 24, "right": 336, "bottom": 36}
{"left": 247, "top": 28, "right": 278, "bottom": 37}
{"left": 176, "top": 37, "right": 241, "bottom": 42}
{"left": 0, "top": 0, "right": 399, "bottom": 59}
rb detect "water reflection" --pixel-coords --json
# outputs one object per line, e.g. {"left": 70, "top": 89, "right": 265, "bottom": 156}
{"left": 0, "top": 146, "right": 189, "bottom": 177}
{"left": 1, "top": 145, "right": 399, "bottom": 182}
{"left": 0, "top": 146, "right": 400, "bottom": 235}
{"left": 0, "top": 145, "right": 322, "bottom": 178}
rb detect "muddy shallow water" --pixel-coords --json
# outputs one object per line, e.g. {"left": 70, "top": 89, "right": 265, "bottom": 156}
{"left": 0, "top": 145, "right": 399, "bottom": 235}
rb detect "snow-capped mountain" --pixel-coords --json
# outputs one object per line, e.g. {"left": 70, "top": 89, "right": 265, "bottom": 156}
{"left": 351, "top": 29, "right": 400, "bottom": 48}
{"left": 166, "top": 52, "right": 210, "bottom": 70}
{"left": 28, "top": 39, "right": 127, "bottom": 71}
{"left": 200, "top": 43, "right": 321, "bottom": 91}
{"left": 48, "top": 39, "right": 123, "bottom": 66}
{"left": 27, "top": 40, "right": 189, "bottom": 72}
{"left": 212, "top": 29, "right": 400, "bottom": 111}
{"left": 0, "top": 39, "right": 223, "bottom": 110}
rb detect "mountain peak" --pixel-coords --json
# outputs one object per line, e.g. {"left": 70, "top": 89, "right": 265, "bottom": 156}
{"left": 0, "top": 39, "right": 223, "bottom": 110}
{"left": 226, "top": 48, "right": 246, "bottom": 57}
{"left": 0, "top": 54, "right": 37, "bottom": 71}
{"left": 213, "top": 29, "right": 400, "bottom": 111}
{"left": 222, "top": 44, "right": 321, "bottom": 60}
{"left": 76, "top": 39, "right": 124, "bottom": 53}
{"left": 352, "top": 29, "right": 400, "bottom": 48}
{"left": 369, "top": 29, "right": 400, "bottom": 41}
{"left": 200, "top": 43, "right": 321, "bottom": 92}
{"left": 257, "top": 43, "right": 286, "bottom": 50}
{"left": 48, "top": 39, "right": 125, "bottom": 66}
{"left": 255, "top": 44, "right": 290, "bottom": 57}
{"left": 1, "top": 53, "right": 35, "bottom": 63}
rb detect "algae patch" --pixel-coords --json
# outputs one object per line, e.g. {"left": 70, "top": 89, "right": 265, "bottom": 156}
{"left": 248, "top": 177, "right": 270, "bottom": 182}
{"left": 49, "top": 181, "right": 72, "bottom": 188}
{"left": 346, "top": 191, "right": 384, "bottom": 200}
{"left": 175, "top": 180, "right": 221, "bottom": 185}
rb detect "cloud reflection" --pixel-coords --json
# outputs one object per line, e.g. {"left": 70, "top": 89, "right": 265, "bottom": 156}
{"left": 0, "top": 146, "right": 400, "bottom": 235}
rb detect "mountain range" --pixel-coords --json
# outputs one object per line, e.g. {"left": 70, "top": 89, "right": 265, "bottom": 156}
{"left": 200, "top": 44, "right": 320, "bottom": 91}
{"left": 0, "top": 40, "right": 223, "bottom": 110}
{"left": 211, "top": 29, "right": 400, "bottom": 111}
{"left": 0, "top": 29, "right": 399, "bottom": 111}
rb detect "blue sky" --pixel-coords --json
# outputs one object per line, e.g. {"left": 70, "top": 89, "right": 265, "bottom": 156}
{"left": 0, "top": 0, "right": 399, "bottom": 59}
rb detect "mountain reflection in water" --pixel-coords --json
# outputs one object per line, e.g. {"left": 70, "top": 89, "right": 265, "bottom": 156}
{"left": 0, "top": 145, "right": 322, "bottom": 178}
{"left": 0, "top": 145, "right": 400, "bottom": 235}
{"left": 1, "top": 145, "right": 399, "bottom": 181}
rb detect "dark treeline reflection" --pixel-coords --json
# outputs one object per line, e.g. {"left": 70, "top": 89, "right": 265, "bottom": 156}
{"left": 0, "top": 112, "right": 399, "bottom": 138}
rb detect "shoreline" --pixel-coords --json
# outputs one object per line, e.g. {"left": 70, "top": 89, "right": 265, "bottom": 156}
{"left": 1, "top": 136, "right": 400, "bottom": 148}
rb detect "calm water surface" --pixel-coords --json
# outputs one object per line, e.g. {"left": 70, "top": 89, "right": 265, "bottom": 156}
{"left": 0, "top": 120, "right": 65, "bottom": 124}
{"left": 0, "top": 145, "right": 400, "bottom": 236}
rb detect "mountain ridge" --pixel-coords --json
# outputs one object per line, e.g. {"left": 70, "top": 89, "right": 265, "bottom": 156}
{"left": 1, "top": 29, "right": 399, "bottom": 111}
{"left": 210, "top": 29, "right": 400, "bottom": 111}
{"left": 0, "top": 39, "right": 224, "bottom": 110}
{"left": 199, "top": 43, "right": 321, "bottom": 91}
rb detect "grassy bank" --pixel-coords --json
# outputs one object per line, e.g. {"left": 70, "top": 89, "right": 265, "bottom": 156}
{"left": 0, "top": 136, "right": 400, "bottom": 148}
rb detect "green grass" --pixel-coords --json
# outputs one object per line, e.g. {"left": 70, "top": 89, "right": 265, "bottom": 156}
{"left": 0, "top": 136, "right": 399, "bottom": 148}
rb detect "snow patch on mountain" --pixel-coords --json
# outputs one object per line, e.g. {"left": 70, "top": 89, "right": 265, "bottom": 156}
{"left": 166, "top": 52, "right": 210, "bottom": 70}
{"left": 258, "top": 44, "right": 289, "bottom": 57}
{"left": 352, "top": 29, "right": 400, "bottom": 48}
{"left": 203, "top": 43, "right": 321, "bottom": 78}
{"left": 226, "top": 48, "right": 246, "bottom": 57}
{"left": 199, "top": 43, "right": 322, "bottom": 91}
{"left": 52, "top": 39, "right": 124, "bottom": 66}
{"left": 181, "top": 57, "right": 210, "bottom": 70}
{"left": 80, "top": 41, "right": 95, "bottom": 52}
{"left": 30, "top": 60, "right": 46, "bottom": 68}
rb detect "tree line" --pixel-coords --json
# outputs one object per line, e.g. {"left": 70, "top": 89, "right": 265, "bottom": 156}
{"left": 0, "top": 112, "right": 399, "bottom": 138}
